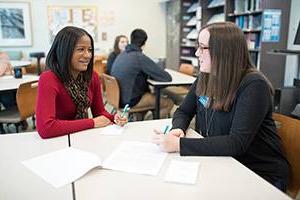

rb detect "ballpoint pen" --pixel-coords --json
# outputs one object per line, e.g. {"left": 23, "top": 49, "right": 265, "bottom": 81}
{"left": 121, "top": 104, "right": 130, "bottom": 118}
{"left": 163, "top": 125, "right": 169, "bottom": 134}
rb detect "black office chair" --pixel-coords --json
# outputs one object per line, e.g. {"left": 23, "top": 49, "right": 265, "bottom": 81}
{"left": 29, "top": 52, "right": 45, "bottom": 75}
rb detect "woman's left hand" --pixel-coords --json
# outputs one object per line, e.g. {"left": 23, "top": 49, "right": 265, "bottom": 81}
{"left": 152, "top": 129, "right": 180, "bottom": 153}
{"left": 114, "top": 113, "right": 128, "bottom": 126}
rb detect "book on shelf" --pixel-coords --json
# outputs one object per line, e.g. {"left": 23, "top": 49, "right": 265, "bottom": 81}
{"left": 245, "top": 33, "right": 260, "bottom": 49}
{"left": 235, "top": 15, "right": 261, "bottom": 30}
{"left": 234, "top": 0, "right": 262, "bottom": 13}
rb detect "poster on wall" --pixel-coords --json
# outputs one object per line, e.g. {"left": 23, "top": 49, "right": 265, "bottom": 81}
{"left": 0, "top": 2, "right": 32, "bottom": 47}
{"left": 48, "top": 6, "right": 98, "bottom": 43}
{"left": 262, "top": 9, "right": 281, "bottom": 42}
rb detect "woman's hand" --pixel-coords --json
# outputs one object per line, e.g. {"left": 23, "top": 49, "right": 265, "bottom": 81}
{"left": 114, "top": 113, "right": 128, "bottom": 126}
{"left": 93, "top": 116, "right": 112, "bottom": 128}
{"left": 152, "top": 129, "right": 181, "bottom": 153}
{"left": 168, "top": 128, "right": 185, "bottom": 137}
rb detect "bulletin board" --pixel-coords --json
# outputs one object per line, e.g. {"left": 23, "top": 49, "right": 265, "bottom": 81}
{"left": 48, "top": 6, "right": 98, "bottom": 43}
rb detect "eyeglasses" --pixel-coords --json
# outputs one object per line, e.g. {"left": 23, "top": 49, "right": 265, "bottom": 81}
{"left": 196, "top": 44, "right": 209, "bottom": 54}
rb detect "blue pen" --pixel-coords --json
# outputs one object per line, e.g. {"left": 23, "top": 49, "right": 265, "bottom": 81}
{"left": 163, "top": 125, "right": 169, "bottom": 134}
{"left": 121, "top": 104, "right": 130, "bottom": 118}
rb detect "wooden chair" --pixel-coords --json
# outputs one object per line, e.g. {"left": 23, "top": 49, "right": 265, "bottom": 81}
{"left": 163, "top": 63, "right": 194, "bottom": 105}
{"left": 0, "top": 81, "right": 38, "bottom": 133}
{"left": 272, "top": 113, "right": 300, "bottom": 198}
{"left": 101, "top": 73, "right": 154, "bottom": 121}
{"left": 94, "top": 56, "right": 107, "bottom": 93}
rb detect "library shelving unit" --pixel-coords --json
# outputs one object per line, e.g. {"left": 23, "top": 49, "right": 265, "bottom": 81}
{"left": 225, "top": 0, "right": 263, "bottom": 65}
{"left": 179, "top": 0, "right": 201, "bottom": 70}
{"left": 181, "top": 0, "right": 291, "bottom": 88}
{"left": 201, "top": 0, "right": 225, "bottom": 25}
{"left": 225, "top": 0, "right": 291, "bottom": 88}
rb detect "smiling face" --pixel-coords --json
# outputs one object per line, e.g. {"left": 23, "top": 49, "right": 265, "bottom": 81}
{"left": 70, "top": 34, "right": 92, "bottom": 78}
{"left": 118, "top": 37, "right": 128, "bottom": 52}
{"left": 195, "top": 28, "right": 212, "bottom": 73}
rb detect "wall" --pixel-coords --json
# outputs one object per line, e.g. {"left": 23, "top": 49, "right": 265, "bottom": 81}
{"left": 0, "top": 0, "right": 167, "bottom": 59}
{"left": 284, "top": 0, "right": 300, "bottom": 86}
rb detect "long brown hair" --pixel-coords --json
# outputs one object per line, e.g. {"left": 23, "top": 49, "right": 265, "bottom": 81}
{"left": 196, "top": 22, "right": 273, "bottom": 111}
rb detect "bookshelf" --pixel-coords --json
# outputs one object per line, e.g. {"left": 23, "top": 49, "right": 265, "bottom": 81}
{"left": 177, "top": 0, "right": 291, "bottom": 87}
{"left": 179, "top": 0, "right": 201, "bottom": 69}
{"left": 225, "top": 0, "right": 291, "bottom": 88}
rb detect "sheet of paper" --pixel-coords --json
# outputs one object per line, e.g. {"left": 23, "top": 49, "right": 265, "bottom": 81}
{"left": 164, "top": 160, "right": 200, "bottom": 184}
{"left": 22, "top": 147, "right": 102, "bottom": 188}
{"left": 103, "top": 141, "right": 167, "bottom": 176}
{"left": 98, "top": 124, "right": 125, "bottom": 135}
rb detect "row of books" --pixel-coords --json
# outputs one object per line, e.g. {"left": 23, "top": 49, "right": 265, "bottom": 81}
{"left": 235, "top": 15, "right": 261, "bottom": 30}
{"left": 234, "top": 0, "right": 262, "bottom": 13}
{"left": 245, "top": 33, "right": 260, "bottom": 49}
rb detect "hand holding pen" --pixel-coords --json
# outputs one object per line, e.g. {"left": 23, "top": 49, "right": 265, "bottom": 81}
{"left": 152, "top": 125, "right": 181, "bottom": 153}
{"left": 114, "top": 104, "right": 130, "bottom": 126}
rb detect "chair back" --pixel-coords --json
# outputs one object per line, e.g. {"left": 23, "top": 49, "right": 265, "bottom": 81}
{"left": 179, "top": 63, "right": 194, "bottom": 76}
{"left": 93, "top": 56, "right": 107, "bottom": 76}
{"left": 273, "top": 113, "right": 300, "bottom": 198}
{"left": 101, "top": 73, "right": 120, "bottom": 109}
{"left": 16, "top": 81, "right": 38, "bottom": 120}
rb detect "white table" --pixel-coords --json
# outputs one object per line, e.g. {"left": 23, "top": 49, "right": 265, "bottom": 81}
{"left": 147, "top": 69, "right": 196, "bottom": 119}
{"left": 0, "top": 132, "right": 72, "bottom": 200}
{"left": 70, "top": 119, "right": 291, "bottom": 200}
{"left": 10, "top": 60, "right": 32, "bottom": 68}
{"left": 0, "top": 74, "right": 39, "bottom": 91}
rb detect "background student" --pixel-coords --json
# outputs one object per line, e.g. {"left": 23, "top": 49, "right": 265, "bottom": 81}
{"left": 152, "top": 22, "right": 289, "bottom": 191}
{"left": 111, "top": 29, "right": 174, "bottom": 120}
{"left": 106, "top": 35, "right": 128, "bottom": 75}
{"left": 36, "top": 26, "right": 127, "bottom": 139}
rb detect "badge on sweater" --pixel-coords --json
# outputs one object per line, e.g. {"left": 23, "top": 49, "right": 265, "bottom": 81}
{"left": 198, "top": 96, "right": 209, "bottom": 107}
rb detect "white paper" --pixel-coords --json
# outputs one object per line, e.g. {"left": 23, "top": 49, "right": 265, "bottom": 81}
{"left": 22, "top": 147, "right": 102, "bottom": 188}
{"left": 164, "top": 160, "right": 200, "bottom": 184}
{"left": 103, "top": 141, "right": 167, "bottom": 176}
{"left": 98, "top": 124, "right": 125, "bottom": 135}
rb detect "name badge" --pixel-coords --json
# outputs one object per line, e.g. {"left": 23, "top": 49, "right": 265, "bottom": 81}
{"left": 198, "top": 96, "right": 209, "bottom": 107}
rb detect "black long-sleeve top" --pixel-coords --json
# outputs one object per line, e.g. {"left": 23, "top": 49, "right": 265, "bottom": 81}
{"left": 172, "top": 73, "right": 289, "bottom": 184}
{"left": 106, "top": 52, "right": 118, "bottom": 75}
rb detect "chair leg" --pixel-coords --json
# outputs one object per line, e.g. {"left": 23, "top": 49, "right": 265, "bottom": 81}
{"left": 0, "top": 123, "right": 5, "bottom": 134}
{"left": 32, "top": 116, "right": 36, "bottom": 129}
{"left": 14, "top": 123, "right": 20, "bottom": 133}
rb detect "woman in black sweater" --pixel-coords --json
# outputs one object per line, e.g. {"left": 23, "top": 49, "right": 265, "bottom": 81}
{"left": 153, "top": 22, "right": 289, "bottom": 191}
{"left": 106, "top": 35, "right": 128, "bottom": 75}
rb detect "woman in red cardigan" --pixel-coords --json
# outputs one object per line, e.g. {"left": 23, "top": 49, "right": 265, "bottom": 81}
{"left": 36, "top": 26, "right": 127, "bottom": 139}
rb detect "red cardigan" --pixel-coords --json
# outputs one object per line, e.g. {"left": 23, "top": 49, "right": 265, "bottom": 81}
{"left": 36, "top": 71, "right": 114, "bottom": 139}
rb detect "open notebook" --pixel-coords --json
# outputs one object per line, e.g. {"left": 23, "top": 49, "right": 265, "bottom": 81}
{"left": 22, "top": 141, "right": 167, "bottom": 188}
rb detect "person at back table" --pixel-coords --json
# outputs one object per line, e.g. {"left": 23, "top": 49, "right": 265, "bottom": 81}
{"left": 36, "top": 26, "right": 127, "bottom": 139}
{"left": 0, "top": 52, "right": 14, "bottom": 133}
{"left": 111, "top": 29, "right": 174, "bottom": 119}
{"left": 106, "top": 35, "right": 128, "bottom": 75}
{"left": 153, "top": 22, "right": 289, "bottom": 191}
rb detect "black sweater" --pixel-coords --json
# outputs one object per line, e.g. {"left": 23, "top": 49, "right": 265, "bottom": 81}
{"left": 173, "top": 73, "right": 289, "bottom": 184}
{"left": 106, "top": 52, "right": 118, "bottom": 75}
{"left": 111, "top": 44, "right": 172, "bottom": 107}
